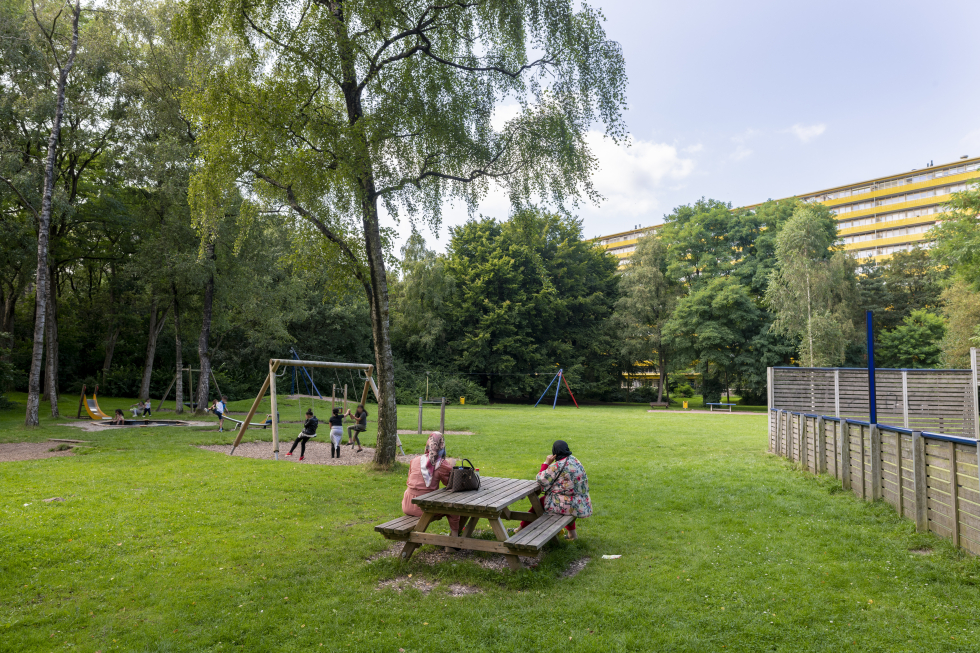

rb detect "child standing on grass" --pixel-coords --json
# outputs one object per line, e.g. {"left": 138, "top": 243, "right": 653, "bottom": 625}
{"left": 142, "top": 399, "right": 152, "bottom": 417}
{"left": 328, "top": 408, "right": 344, "bottom": 458}
{"left": 211, "top": 396, "right": 227, "bottom": 432}
{"left": 286, "top": 409, "right": 318, "bottom": 460}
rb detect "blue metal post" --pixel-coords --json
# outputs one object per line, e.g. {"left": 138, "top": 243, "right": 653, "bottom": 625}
{"left": 867, "top": 311, "right": 877, "bottom": 424}
{"left": 552, "top": 369, "right": 563, "bottom": 409}
{"left": 534, "top": 371, "right": 560, "bottom": 408}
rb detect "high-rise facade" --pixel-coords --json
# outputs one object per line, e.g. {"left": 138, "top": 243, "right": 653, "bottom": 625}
{"left": 595, "top": 155, "right": 980, "bottom": 264}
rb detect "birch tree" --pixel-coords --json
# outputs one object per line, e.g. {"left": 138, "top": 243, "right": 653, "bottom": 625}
{"left": 766, "top": 204, "right": 858, "bottom": 367}
{"left": 179, "top": 0, "right": 628, "bottom": 465}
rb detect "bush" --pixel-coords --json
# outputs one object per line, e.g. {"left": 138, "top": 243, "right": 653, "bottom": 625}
{"left": 673, "top": 383, "right": 695, "bottom": 398}
{"left": 395, "top": 371, "right": 489, "bottom": 405}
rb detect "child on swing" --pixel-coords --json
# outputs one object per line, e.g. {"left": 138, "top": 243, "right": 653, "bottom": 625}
{"left": 286, "top": 409, "right": 318, "bottom": 461}
{"left": 328, "top": 408, "right": 344, "bottom": 458}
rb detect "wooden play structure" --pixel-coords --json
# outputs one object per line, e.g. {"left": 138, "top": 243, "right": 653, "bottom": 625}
{"left": 156, "top": 366, "right": 223, "bottom": 412}
{"left": 230, "top": 359, "right": 381, "bottom": 459}
{"left": 76, "top": 384, "right": 109, "bottom": 419}
{"left": 417, "top": 397, "right": 447, "bottom": 434}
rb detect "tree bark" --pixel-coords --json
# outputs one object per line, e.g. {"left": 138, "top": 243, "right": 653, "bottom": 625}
{"left": 194, "top": 241, "right": 215, "bottom": 414}
{"left": 656, "top": 348, "right": 666, "bottom": 404}
{"left": 1, "top": 284, "right": 15, "bottom": 359}
{"left": 101, "top": 326, "right": 120, "bottom": 386}
{"left": 139, "top": 297, "right": 172, "bottom": 402}
{"left": 43, "top": 277, "right": 59, "bottom": 416}
{"left": 174, "top": 290, "right": 183, "bottom": 414}
{"left": 25, "top": 0, "right": 79, "bottom": 427}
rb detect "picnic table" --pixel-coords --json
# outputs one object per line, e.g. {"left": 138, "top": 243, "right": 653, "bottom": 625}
{"left": 375, "top": 476, "right": 574, "bottom": 571}
{"left": 706, "top": 402, "right": 736, "bottom": 412}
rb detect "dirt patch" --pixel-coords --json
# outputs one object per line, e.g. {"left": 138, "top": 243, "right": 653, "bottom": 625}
{"left": 446, "top": 583, "right": 484, "bottom": 596}
{"left": 59, "top": 420, "right": 210, "bottom": 433}
{"left": 376, "top": 575, "right": 440, "bottom": 594}
{"left": 0, "top": 442, "right": 76, "bottom": 462}
{"left": 199, "top": 441, "right": 415, "bottom": 466}
{"left": 397, "top": 430, "right": 475, "bottom": 436}
{"left": 909, "top": 548, "right": 933, "bottom": 555}
{"left": 367, "top": 539, "right": 588, "bottom": 576}
{"left": 646, "top": 410, "right": 761, "bottom": 415}
{"left": 562, "top": 556, "right": 590, "bottom": 578}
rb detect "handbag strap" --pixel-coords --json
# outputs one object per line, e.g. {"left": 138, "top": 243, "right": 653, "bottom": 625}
{"left": 540, "top": 457, "right": 570, "bottom": 496}
{"left": 456, "top": 458, "right": 474, "bottom": 470}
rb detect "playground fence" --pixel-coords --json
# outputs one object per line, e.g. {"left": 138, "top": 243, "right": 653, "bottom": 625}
{"left": 766, "top": 350, "right": 980, "bottom": 555}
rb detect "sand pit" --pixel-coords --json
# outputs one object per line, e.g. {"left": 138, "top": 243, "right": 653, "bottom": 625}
{"left": 0, "top": 441, "right": 77, "bottom": 462}
{"left": 199, "top": 441, "right": 415, "bottom": 466}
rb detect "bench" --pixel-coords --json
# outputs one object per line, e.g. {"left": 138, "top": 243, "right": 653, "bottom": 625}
{"left": 706, "top": 402, "right": 736, "bottom": 412}
{"left": 504, "top": 513, "right": 575, "bottom": 553}
{"left": 375, "top": 515, "right": 420, "bottom": 541}
{"left": 649, "top": 401, "right": 669, "bottom": 409}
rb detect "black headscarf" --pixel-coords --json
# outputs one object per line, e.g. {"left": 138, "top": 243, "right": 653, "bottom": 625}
{"left": 552, "top": 440, "right": 572, "bottom": 461}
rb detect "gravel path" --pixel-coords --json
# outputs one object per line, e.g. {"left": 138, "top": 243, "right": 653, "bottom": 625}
{"left": 199, "top": 441, "right": 415, "bottom": 466}
{"left": 0, "top": 442, "right": 76, "bottom": 462}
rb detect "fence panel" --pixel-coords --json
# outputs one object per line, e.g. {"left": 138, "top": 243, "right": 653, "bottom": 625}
{"left": 768, "top": 409, "right": 980, "bottom": 556}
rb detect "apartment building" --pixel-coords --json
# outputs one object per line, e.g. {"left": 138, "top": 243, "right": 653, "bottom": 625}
{"left": 595, "top": 155, "right": 980, "bottom": 265}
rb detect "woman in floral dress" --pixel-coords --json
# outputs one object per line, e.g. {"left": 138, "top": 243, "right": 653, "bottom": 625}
{"left": 520, "top": 440, "right": 592, "bottom": 540}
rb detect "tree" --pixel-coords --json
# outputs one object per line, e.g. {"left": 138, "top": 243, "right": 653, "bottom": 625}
{"left": 14, "top": 0, "right": 80, "bottom": 425}
{"left": 613, "top": 233, "right": 677, "bottom": 402}
{"left": 443, "top": 210, "right": 619, "bottom": 399}
{"left": 390, "top": 232, "right": 454, "bottom": 369}
{"left": 939, "top": 277, "right": 980, "bottom": 368}
{"left": 876, "top": 309, "right": 945, "bottom": 369}
{"left": 179, "top": 0, "right": 627, "bottom": 465}
{"left": 932, "top": 182, "right": 980, "bottom": 288}
{"left": 766, "top": 204, "right": 858, "bottom": 367}
{"left": 664, "top": 276, "right": 761, "bottom": 404}
{"left": 857, "top": 248, "right": 945, "bottom": 338}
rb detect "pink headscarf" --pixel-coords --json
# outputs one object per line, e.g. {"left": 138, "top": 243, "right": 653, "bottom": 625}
{"left": 420, "top": 432, "right": 446, "bottom": 488}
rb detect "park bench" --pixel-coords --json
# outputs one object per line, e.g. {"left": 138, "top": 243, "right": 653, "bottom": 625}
{"left": 706, "top": 402, "right": 736, "bottom": 412}
{"left": 375, "top": 515, "right": 420, "bottom": 541}
{"left": 503, "top": 513, "right": 575, "bottom": 553}
{"left": 648, "top": 401, "right": 669, "bottom": 409}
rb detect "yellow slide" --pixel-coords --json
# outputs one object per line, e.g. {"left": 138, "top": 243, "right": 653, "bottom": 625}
{"left": 83, "top": 390, "right": 110, "bottom": 420}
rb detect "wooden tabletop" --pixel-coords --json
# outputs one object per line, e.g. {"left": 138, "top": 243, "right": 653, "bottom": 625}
{"left": 412, "top": 476, "right": 540, "bottom": 515}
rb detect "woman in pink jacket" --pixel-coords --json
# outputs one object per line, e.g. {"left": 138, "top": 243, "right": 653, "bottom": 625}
{"left": 402, "top": 433, "right": 461, "bottom": 538}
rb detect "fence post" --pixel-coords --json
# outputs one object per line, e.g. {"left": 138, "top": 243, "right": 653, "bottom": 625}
{"left": 767, "top": 367, "right": 774, "bottom": 451}
{"left": 440, "top": 397, "right": 446, "bottom": 434}
{"left": 841, "top": 421, "right": 852, "bottom": 490}
{"left": 796, "top": 414, "right": 803, "bottom": 463}
{"left": 896, "top": 432, "right": 904, "bottom": 517}
{"left": 832, "top": 419, "right": 839, "bottom": 478}
{"left": 948, "top": 440, "right": 959, "bottom": 547}
{"left": 912, "top": 431, "right": 927, "bottom": 532}
{"left": 775, "top": 410, "right": 783, "bottom": 456}
{"left": 801, "top": 415, "right": 808, "bottom": 470}
{"left": 869, "top": 424, "right": 882, "bottom": 501}
{"left": 834, "top": 370, "right": 840, "bottom": 418}
{"left": 816, "top": 416, "right": 826, "bottom": 474}
{"left": 901, "top": 370, "right": 909, "bottom": 429}
{"left": 859, "top": 425, "right": 867, "bottom": 500}
{"left": 417, "top": 396, "right": 423, "bottom": 435}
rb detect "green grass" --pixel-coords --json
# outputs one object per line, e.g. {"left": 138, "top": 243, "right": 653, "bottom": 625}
{"left": 3, "top": 394, "right": 980, "bottom": 651}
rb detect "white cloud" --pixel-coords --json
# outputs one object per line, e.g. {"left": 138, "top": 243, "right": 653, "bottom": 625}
{"left": 789, "top": 123, "right": 827, "bottom": 143}
{"left": 585, "top": 132, "right": 696, "bottom": 217}
{"left": 684, "top": 143, "right": 704, "bottom": 154}
{"left": 730, "top": 145, "right": 753, "bottom": 161}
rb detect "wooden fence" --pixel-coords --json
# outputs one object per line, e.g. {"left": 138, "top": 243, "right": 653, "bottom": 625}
{"left": 768, "top": 410, "right": 980, "bottom": 554}
{"left": 769, "top": 366, "right": 978, "bottom": 437}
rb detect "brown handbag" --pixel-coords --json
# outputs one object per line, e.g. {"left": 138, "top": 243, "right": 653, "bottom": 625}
{"left": 448, "top": 459, "right": 481, "bottom": 492}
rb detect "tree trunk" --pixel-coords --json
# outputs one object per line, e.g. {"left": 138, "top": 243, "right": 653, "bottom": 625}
{"left": 139, "top": 297, "right": 172, "bottom": 401}
{"left": 101, "top": 326, "right": 120, "bottom": 387}
{"left": 43, "top": 280, "right": 60, "bottom": 416}
{"left": 195, "top": 242, "right": 215, "bottom": 414}
{"left": 25, "top": 1, "right": 79, "bottom": 427}
{"left": 2, "top": 281, "right": 18, "bottom": 361}
{"left": 361, "top": 191, "right": 398, "bottom": 466}
{"left": 656, "top": 348, "right": 666, "bottom": 404}
{"left": 174, "top": 291, "right": 183, "bottom": 415}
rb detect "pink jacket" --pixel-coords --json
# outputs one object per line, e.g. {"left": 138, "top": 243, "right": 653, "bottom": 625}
{"left": 402, "top": 457, "right": 453, "bottom": 517}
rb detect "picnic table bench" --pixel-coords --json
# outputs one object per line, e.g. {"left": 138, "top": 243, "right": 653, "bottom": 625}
{"left": 706, "top": 402, "right": 736, "bottom": 412}
{"left": 375, "top": 476, "right": 571, "bottom": 571}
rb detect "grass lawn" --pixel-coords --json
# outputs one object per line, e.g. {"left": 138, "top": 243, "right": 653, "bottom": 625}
{"left": 2, "top": 393, "right": 980, "bottom": 652}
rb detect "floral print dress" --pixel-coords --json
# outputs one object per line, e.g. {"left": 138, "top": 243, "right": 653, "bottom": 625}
{"left": 536, "top": 455, "right": 592, "bottom": 518}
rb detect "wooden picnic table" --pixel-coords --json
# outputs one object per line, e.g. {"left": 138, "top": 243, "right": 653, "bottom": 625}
{"left": 375, "top": 476, "right": 574, "bottom": 571}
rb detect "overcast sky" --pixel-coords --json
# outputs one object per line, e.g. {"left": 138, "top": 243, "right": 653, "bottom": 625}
{"left": 382, "top": 0, "right": 980, "bottom": 251}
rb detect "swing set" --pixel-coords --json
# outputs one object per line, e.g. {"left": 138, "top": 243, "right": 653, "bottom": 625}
{"left": 534, "top": 368, "right": 579, "bottom": 409}
{"left": 230, "top": 358, "right": 387, "bottom": 459}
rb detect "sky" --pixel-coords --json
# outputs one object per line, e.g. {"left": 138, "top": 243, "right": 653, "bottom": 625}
{"left": 381, "top": 0, "right": 980, "bottom": 251}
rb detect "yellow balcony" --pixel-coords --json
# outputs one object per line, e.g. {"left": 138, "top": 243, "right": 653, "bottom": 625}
{"left": 838, "top": 215, "right": 941, "bottom": 236}
{"left": 821, "top": 170, "right": 980, "bottom": 208}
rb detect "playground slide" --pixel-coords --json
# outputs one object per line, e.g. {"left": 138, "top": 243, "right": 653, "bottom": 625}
{"left": 83, "top": 392, "right": 110, "bottom": 420}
